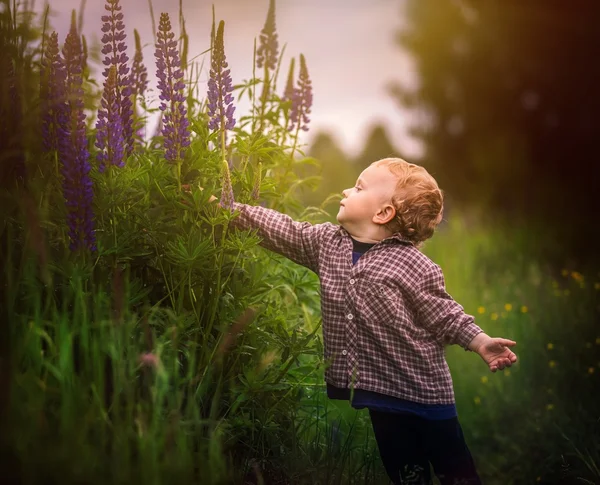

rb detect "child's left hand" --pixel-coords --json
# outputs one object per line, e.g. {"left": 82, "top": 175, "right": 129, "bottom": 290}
{"left": 475, "top": 337, "right": 518, "bottom": 372}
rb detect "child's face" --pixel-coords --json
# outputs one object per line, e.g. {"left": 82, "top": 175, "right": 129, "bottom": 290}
{"left": 336, "top": 164, "right": 397, "bottom": 232}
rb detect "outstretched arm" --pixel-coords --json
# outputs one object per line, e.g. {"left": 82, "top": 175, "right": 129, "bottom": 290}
{"left": 468, "top": 333, "right": 517, "bottom": 372}
{"left": 230, "top": 202, "right": 334, "bottom": 274}
{"left": 411, "top": 262, "right": 518, "bottom": 372}
{"left": 189, "top": 187, "right": 334, "bottom": 273}
{"left": 411, "top": 263, "right": 484, "bottom": 349}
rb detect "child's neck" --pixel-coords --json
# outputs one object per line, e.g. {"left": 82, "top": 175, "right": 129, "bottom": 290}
{"left": 344, "top": 224, "right": 393, "bottom": 244}
{"left": 351, "top": 235, "right": 380, "bottom": 244}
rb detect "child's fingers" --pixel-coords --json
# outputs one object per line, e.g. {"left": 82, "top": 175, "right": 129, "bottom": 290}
{"left": 497, "top": 338, "right": 517, "bottom": 347}
{"left": 490, "top": 354, "right": 517, "bottom": 373}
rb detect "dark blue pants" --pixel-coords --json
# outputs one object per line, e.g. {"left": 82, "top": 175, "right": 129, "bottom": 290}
{"left": 369, "top": 409, "right": 482, "bottom": 485}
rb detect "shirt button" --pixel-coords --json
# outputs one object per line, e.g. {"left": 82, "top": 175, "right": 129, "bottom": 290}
{"left": 347, "top": 313, "right": 353, "bottom": 320}
{"left": 342, "top": 350, "right": 348, "bottom": 356}
{"left": 349, "top": 278, "right": 356, "bottom": 285}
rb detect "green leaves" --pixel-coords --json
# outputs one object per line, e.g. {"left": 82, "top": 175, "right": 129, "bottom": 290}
{"left": 165, "top": 233, "right": 214, "bottom": 268}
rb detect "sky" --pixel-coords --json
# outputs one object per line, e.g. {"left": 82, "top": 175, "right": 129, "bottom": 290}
{"left": 42, "top": 0, "right": 422, "bottom": 157}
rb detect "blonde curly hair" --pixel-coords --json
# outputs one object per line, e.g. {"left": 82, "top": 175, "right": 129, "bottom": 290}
{"left": 373, "top": 158, "right": 444, "bottom": 247}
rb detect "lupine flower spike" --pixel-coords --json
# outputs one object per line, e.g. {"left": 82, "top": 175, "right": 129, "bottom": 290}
{"left": 96, "top": 65, "right": 125, "bottom": 173}
{"left": 62, "top": 15, "right": 96, "bottom": 251}
{"left": 40, "top": 32, "right": 68, "bottom": 156}
{"left": 256, "top": 0, "right": 278, "bottom": 71}
{"left": 155, "top": 12, "right": 191, "bottom": 166}
{"left": 100, "top": 0, "right": 134, "bottom": 158}
{"left": 283, "top": 57, "right": 296, "bottom": 104}
{"left": 255, "top": 0, "right": 278, "bottom": 133}
{"left": 130, "top": 29, "right": 148, "bottom": 100}
{"left": 207, "top": 20, "right": 236, "bottom": 143}
{"left": 1, "top": 47, "right": 26, "bottom": 183}
{"left": 220, "top": 159, "right": 234, "bottom": 211}
{"left": 251, "top": 162, "right": 262, "bottom": 201}
{"left": 130, "top": 29, "right": 148, "bottom": 146}
{"left": 281, "top": 57, "right": 295, "bottom": 134}
{"left": 289, "top": 54, "right": 313, "bottom": 133}
{"left": 81, "top": 35, "right": 89, "bottom": 72}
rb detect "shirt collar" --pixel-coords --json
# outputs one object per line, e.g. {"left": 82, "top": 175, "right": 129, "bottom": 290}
{"left": 337, "top": 226, "right": 414, "bottom": 246}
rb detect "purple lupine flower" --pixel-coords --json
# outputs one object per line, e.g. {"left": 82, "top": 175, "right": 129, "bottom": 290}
{"left": 256, "top": 0, "right": 278, "bottom": 71}
{"left": 40, "top": 32, "right": 68, "bottom": 155}
{"left": 130, "top": 29, "right": 148, "bottom": 99}
{"left": 207, "top": 20, "right": 235, "bottom": 132}
{"left": 289, "top": 54, "right": 313, "bottom": 132}
{"left": 219, "top": 159, "right": 234, "bottom": 211}
{"left": 62, "top": 17, "right": 96, "bottom": 252}
{"left": 154, "top": 12, "right": 191, "bottom": 164}
{"left": 95, "top": 65, "right": 125, "bottom": 172}
{"left": 283, "top": 57, "right": 296, "bottom": 103}
{"left": 100, "top": 0, "right": 134, "bottom": 157}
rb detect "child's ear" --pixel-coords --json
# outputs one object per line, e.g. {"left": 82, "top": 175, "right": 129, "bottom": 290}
{"left": 373, "top": 204, "right": 396, "bottom": 225}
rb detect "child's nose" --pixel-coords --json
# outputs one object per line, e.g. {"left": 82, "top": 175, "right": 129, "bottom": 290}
{"left": 342, "top": 188, "right": 349, "bottom": 198}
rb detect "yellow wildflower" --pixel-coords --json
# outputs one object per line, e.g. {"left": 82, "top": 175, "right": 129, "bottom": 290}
{"left": 474, "top": 396, "right": 481, "bottom": 405}
{"left": 571, "top": 271, "right": 584, "bottom": 282}
{"left": 480, "top": 376, "right": 488, "bottom": 384}
{"left": 504, "top": 303, "right": 512, "bottom": 312}
{"left": 477, "top": 306, "right": 485, "bottom": 315}
{"left": 589, "top": 367, "right": 595, "bottom": 374}
{"left": 547, "top": 343, "right": 554, "bottom": 350}
{"left": 563, "top": 289, "right": 570, "bottom": 296}
{"left": 520, "top": 305, "right": 528, "bottom": 313}
{"left": 546, "top": 404, "right": 554, "bottom": 411}
{"left": 504, "top": 369, "right": 511, "bottom": 377}
{"left": 596, "top": 337, "right": 600, "bottom": 345}
{"left": 491, "top": 313, "right": 498, "bottom": 321}
{"left": 594, "top": 282, "right": 600, "bottom": 290}
{"left": 551, "top": 280, "right": 559, "bottom": 288}
{"left": 549, "top": 360, "right": 557, "bottom": 368}
{"left": 561, "top": 269, "right": 569, "bottom": 277}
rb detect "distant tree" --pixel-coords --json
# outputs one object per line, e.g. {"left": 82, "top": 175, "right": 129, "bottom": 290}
{"left": 300, "top": 131, "right": 359, "bottom": 214}
{"left": 392, "top": 0, "right": 600, "bottom": 262}
{"left": 353, "top": 124, "right": 402, "bottom": 171}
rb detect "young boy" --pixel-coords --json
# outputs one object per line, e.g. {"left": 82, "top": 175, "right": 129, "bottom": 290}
{"left": 228, "top": 158, "right": 517, "bottom": 484}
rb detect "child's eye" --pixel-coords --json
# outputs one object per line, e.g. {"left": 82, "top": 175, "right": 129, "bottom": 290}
{"left": 354, "top": 186, "right": 362, "bottom": 192}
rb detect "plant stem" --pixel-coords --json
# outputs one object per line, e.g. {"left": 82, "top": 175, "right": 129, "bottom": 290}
{"left": 258, "top": 65, "right": 270, "bottom": 135}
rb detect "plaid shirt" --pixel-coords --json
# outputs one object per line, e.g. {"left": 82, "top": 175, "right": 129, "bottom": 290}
{"left": 233, "top": 203, "right": 483, "bottom": 405}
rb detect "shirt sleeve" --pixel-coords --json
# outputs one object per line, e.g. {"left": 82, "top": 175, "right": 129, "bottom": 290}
{"left": 412, "top": 263, "right": 483, "bottom": 349}
{"left": 231, "top": 202, "right": 330, "bottom": 273}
